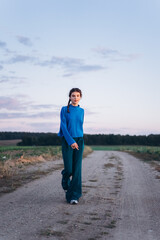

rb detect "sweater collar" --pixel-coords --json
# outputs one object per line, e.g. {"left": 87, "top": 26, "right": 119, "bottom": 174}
{"left": 69, "top": 104, "right": 80, "bottom": 108}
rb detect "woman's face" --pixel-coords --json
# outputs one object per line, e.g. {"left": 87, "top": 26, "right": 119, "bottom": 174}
{"left": 70, "top": 91, "right": 81, "bottom": 105}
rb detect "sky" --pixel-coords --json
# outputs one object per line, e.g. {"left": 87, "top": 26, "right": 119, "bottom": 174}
{"left": 0, "top": 0, "right": 160, "bottom": 136}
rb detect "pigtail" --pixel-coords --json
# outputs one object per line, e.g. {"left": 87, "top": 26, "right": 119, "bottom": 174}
{"left": 67, "top": 99, "right": 71, "bottom": 113}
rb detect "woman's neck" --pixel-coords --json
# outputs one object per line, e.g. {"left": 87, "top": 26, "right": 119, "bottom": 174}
{"left": 71, "top": 103, "right": 79, "bottom": 107}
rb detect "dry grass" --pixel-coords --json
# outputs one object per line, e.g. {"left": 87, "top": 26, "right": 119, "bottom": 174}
{"left": 0, "top": 145, "right": 92, "bottom": 178}
{"left": 0, "top": 163, "right": 64, "bottom": 196}
{"left": 0, "top": 145, "right": 93, "bottom": 196}
{"left": 129, "top": 151, "right": 160, "bottom": 162}
{"left": 155, "top": 165, "right": 160, "bottom": 172}
{"left": 0, "top": 153, "right": 61, "bottom": 179}
{"left": 83, "top": 145, "right": 93, "bottom": 157}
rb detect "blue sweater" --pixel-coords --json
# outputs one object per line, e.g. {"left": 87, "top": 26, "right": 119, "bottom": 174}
{"left": 57, "top": 104, "right": 84, "bottom": 146}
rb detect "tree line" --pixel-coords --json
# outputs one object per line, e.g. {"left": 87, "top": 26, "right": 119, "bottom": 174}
{"left": 0, "top": 132, "right": 160, "bottom": 146}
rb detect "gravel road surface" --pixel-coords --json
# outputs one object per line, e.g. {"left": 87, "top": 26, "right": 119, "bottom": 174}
{"left": 0, "top": 151, "right": 160, "bottom": 240}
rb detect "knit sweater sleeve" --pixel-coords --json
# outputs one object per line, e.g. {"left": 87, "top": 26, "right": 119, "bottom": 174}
{"left": 60, "top": 107, "right": 76, "bottom": 146}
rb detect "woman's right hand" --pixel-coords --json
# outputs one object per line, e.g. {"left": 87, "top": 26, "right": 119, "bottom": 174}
{"left": 71, "top": 142, "right": 79, "bottom": 150}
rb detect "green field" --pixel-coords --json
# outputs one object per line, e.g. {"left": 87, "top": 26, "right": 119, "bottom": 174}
{"left": 0, "top": 146, "right": 62, "bottom": 162}
{"left": 90, "top": 145, "right": 160, "bottom": 152}
{"left": 0, "top": 145, "right": 92, "bottom": 162}
{"left": 0, "top": 145, "right": 160, "bottom": 163}
{"left": 90, "top": 145, "right": 160, "bottom": 162}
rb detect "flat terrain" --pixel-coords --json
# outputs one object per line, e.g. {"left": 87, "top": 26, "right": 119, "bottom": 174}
{"left": 0, "top": 151, "right": 160, "bottom": 240}
{"left": 0, "top": 139, "right": 22, "bottom": 146}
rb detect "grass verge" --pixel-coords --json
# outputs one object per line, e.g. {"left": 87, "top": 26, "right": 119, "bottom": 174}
{"left": 90, "top": 145, "right": 160, "bottom": 162}
{"left": 0, "top": 145, "right": 93, "bottom": 196}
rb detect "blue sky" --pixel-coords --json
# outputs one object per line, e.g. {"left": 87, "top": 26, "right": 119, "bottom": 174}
{"left": 0, "top": 0, "right": 160, "bottom": 135}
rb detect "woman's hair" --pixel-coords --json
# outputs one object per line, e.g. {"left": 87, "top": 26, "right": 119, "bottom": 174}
{"left": 67, "top": 88, "right": 82, "bottom": 113}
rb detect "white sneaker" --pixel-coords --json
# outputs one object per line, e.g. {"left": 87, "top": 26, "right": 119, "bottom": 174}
{"left": 70, "top": 200, "right": 78, "bottom": 205}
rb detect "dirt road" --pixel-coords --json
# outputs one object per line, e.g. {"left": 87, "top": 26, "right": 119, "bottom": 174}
{"left": 0, "top": 151, "right": 160, "bottom": 240}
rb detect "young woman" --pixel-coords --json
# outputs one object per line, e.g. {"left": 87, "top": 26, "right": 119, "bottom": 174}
{"left": 58, "top": 88, "right": 84, "bottom": 204}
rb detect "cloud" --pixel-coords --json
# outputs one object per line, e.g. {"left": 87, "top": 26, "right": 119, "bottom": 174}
{"left": 0, "top": 96, "right": 60, "bottom": 111}
{"left": 6, "top": 54, "right": 103, "bottom": 75}
{"left": 0, "top": 41, "right": 12, "bottom": 54}
{"left": 0, "top": 41, "right": 7, "bottom": 48}
{"left": 16, "top": 36, "right": 33, "bottom": 46}
{"left": 37, "top": 56, "right": 104, "bottom": 75}
{"left": 0, "top": 111, "right": 58, "bottom": 119}
{"left": 0, "top": 96, "right": 61, "bottom": 122}
{"left": 0, "top": 79, "right": 7, "bottom": 83}
{"left": 77, "top": 65, "right": 103, "bottom": 72}
{"left": 62, "top": 73, "right": 74, "bottom": 77}
{"left": 0, "top": 96, "right": 28, "bottom": 110}
{"left": 84, "top": 108, "right": 97, "bottom": 115}
{"left": 9, "top": 54, "right": 36, "bottom": 64}
{"left": 0, "top": 75, "right": 26, "bottom": 84}
{"left": 93, "top": 47, "right": 140, "bottom": 62}
{"left": 30, "top": 112, "right": 58, "bottom": 118}
{"left": 2, "top": 44, "right": 104, "bottom": 75}
{"left": 0, "top": 121, "right": 59, "bottom": 133}
{"left": 29, "top": 122, "right": 59, "bottom": 131}
{"left": 0, "top": 65, "right": 3, "bottom": 70}
{"left": 31, "top": 104, "right": 59, "bottom": 110}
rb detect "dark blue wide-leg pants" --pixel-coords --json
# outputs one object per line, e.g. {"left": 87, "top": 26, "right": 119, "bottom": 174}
{"left": 61, "top": 136, "right": 84, "bottom": 203}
